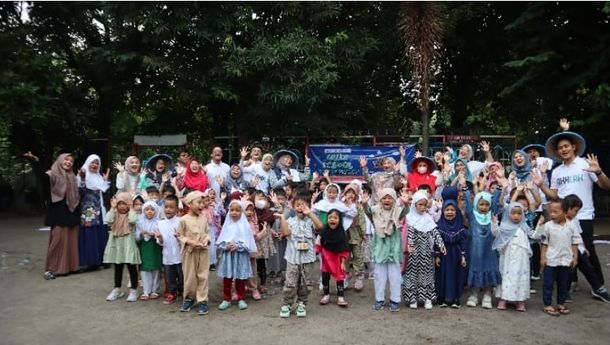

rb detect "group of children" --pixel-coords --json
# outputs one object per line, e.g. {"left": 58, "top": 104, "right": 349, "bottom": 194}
{"left": 36, "top": 135, "right": 609, "bottom": 319}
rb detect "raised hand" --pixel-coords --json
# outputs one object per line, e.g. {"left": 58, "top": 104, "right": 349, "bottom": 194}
{"left": 22, "top": 151, "right": 39, "bottom": 162}
{"left": 583, "top": 154, "right": 602, "bottom": 174}
{"left": 301, "top": 204, "right": 312, "bottom": 216}
{"left": 311, "top": 190, "right": 321, "bottom": 203}
{"left": 114, "top": 162, "right": 124, "bottom": 172}
{"left": 361, "top": 192, "right": 370, "bottom": 205}
{"left": 559, "top": 118, "right": 570, "bottom": 131}
{"left": 539, "top": 160, "right": 549, "bottom": 175}
{"left": 240, "top": 146, "right": 250, "bottom": 160}
{"left": 480, "top": 141, "right": 490, "bottom": 152}
{"left": 322, "top": 169, "right": 330, "bottom": 179}
{"left": 220, "top": 191, "right": 227, "bottom": 201}
{"left": 531, "top": 169, "right": 544, "bottom": 187}
{"left": 110, "top": 196, "right": 117, "bottom": 209}
{"left": 216, "top": 175, "right": 224, "bottom": 186}
{"left": 311, "top": 171, "right": 319, "bottom": 181}
{"left": 399, "top": 145, "right": 406, "bottom": 158}
{"left": 269, "top": 190, "right": 279, "bottom": 205}
{"left": 359, "top": 156, "right": 367, "bottom": 168}
{"left": 250, "top": 177, "right": 259, "bottom": 187}
{"left": 305, "top": 154, "right": 310, "bottom": 167}
{"left": 516, "top": 183, "right": 525, "bottom": 193}
{"left": 414, "top": 150, "right": 422, "bottom": 158}
{"left": 399, "top": 190, "right": 410, "bottom": 205}
{"left": 103, "top": 168, "right": 111, "bottom": 181}
{"left": 162, "top": 172, "right": 171, "bottom": 182}
{"left": 537, "top": 215, "right": 545, "bottom": 226}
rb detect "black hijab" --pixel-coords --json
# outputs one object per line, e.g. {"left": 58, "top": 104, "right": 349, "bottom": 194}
{"left": 320, "top": 209, "right": 349, "bottom": 252}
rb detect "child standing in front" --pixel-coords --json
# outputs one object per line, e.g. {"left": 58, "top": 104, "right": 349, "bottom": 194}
{"left": 493, "top": 202, "right": 535, "bottom": 312}
{"left": 216, "top": 200, "right": 258, "bottom": 311}
{"left": 318, "top": 209, "right": 351, "bottom": 307}
{"left": 464, "top": 191, "right": 502, "bottom": 309}
{"left": 403, "top": 191, "right": 446, "bottom": 310}
{"left": 276, "top": 193, "right": 324, "bottom": 318}
{"left": 177, "top": 191, "right": 211, "bottom": 315}
{"left": 156, "top": 195, "right": 183, "bottom": 305}
{"left": 136, "top": 201, "right": 163, "bottom": 300}
{"left": 536, "top": 199, "right": 582, "bottom": 316}
{"left": 103, "top": 192, "right": 140, "bottom": 302}
{"left": 364, "top": 188, "right": 407, "bottom": 312}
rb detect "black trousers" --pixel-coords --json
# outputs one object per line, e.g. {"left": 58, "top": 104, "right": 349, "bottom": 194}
{"left": 579, "top": 220, "right": 604, "bottom": 285}
{"left": 114, "top": 263, "right": 138, "bottom": 289}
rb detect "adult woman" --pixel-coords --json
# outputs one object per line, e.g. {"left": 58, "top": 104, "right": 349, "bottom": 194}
{"left": 24, "top": 152, "right": 80, "bottom": 280}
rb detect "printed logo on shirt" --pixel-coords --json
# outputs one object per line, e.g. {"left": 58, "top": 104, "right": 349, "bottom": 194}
{"left": 555, "top": 174, "right": 585, "bottom": 187}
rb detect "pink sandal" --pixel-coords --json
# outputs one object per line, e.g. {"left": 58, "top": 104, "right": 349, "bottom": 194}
{"left": 515, "top": 301, "right": 526, "bottom": 312}
{"left": 496, "top": 299, "right": 507, "bottom": 310}
{"left": 252, "top": 289, "right": 262, "bottom": 301}
{"left": 337, "top": 297, "right": 348, "bottom": 307}
{"left": 320, "top": 295, "right": 330, "bottom": 305}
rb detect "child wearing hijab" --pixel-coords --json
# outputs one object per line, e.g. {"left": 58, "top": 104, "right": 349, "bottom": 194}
{"left": 449, "top": 158, "right": 473, "bottom": 187}
{"left": 136, "top": 200, "right": 163, "bottom": 300}
{"left": 435, "top": 196, "right": 469, "bottom": 308}
{"left": 313, "top": 183, "right": 357, "bottom": 227}
{"left": 464, "top": 191, "right": 502, "bottom": 309}
{"left": 104, "top": 192, "right": 141, "bottom": 302}
{"left": 363, "top": 188, "right": 408, "bottom": 312}
{"left": 403, "top": 191, "right": 446, "bottom": 310}
{"left": 177, "top": 191, "right": 211, "bottom": 315}
{"left": 184, "top": 160, "right": 209, "bottom": 192}
{"left": 77, "top": 154, "right": 111, "bottom": 269}
{"left": 217, "top": 200, "right": 258, "bottom": 310}
{"left": 318, "top": 209, "right": 351, "bottom": 306}
{"left": 343, "top": 182, "right": 368, "bottom": 292}
{"left": 253, "top": 191, "right": 277, "bottom": 292}
{"left": 493, "top": 202, "right": 536, "bottom": 312}
{"left": 115, "top": 156, "right": 142, "bottom": 195}
{"left": 244, "top": 201, "right": 265, "bottom": 300}
{"left": 203, "top": 189, "right": 225, "bottom": 270}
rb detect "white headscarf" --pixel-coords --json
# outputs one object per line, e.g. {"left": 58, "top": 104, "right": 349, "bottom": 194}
{"left": 80, "top": 154, "right": 109, "bottom": 192}
{"left": 216, "top": 200, "right": 258, "bottom": 254}
{"left": 371, "top": 188, "right": 402, "bottom": 238}
{"left": 313, "top": 183, "right": 348, "bottom": 213}
{"left": 406, "top": 191, "right": 436, "bottom": 233}
{"left": 138, "top": 200, "right": 160, "bottom": 240}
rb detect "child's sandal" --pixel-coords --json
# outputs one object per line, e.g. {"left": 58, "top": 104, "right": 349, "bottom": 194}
{"left": 543, "top": 306, "right": 559, "bottom": 317}
{"left": 557, "top": 305, "right": 570, "bottom": 315}
{"left": 140, "top": 294, "right": 150, "bottom": 301}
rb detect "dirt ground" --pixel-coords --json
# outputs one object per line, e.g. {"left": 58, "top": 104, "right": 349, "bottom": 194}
{"left": 1, "top": 215, "right": 609, "bottom": 345}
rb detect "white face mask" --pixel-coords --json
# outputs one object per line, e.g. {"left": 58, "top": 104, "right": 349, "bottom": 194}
{"left": 255, "top": 200, "right": 267, "bottom": 210}
{"left": 417, "top": 166, "right": 428, "bottom": 174}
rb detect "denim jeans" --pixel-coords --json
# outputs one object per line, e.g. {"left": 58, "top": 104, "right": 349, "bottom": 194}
{"left": 165, "top": 263, "right": 183, "bottom": 295}
{"left": 543, "top": 266, "right": 570, "bottom": 306}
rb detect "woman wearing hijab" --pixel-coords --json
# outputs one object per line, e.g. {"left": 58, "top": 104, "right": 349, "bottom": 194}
{"left": 184, "top": 160, "right": 209, "bottom": 192}
{"left": 77, "top": 154, "right": 111, "bottom": 270}
{"left": 511, "top": 150, "right": 533, "bottom": 183}
{"left": 24, "top": 152, "right": 81, "bottom": 280}
{"left": 115, "top": 156, "right": 142, "bottom": 195}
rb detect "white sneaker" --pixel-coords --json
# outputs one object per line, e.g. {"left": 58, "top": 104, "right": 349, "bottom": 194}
{"left": 466, "top": 294, "right": 478, "bottom": 307}
{"left": 126, "top": 289, "right": 138, "bottom": 302}
{"left": 424, "top": 300, "right": 433, "bottom": 310}
{"left": 106, "top": 288, "right": 123, "bottom": 301}
{"left": 481, "top": 294, "right": 493, "bottom": 309}
{"left": 409, "top": 301, "right": 418, "bottom": 309}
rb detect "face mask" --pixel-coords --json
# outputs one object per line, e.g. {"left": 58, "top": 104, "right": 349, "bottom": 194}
{"left": 417, "top": 166, "right": 428, "bottom": 174}
{"left": 255, "top": 200, "right": 267, "bottom": 210}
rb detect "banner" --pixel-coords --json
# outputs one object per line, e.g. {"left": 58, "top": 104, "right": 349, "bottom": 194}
{"left": 307, "top": 144, "right": 417, "bottom": 182}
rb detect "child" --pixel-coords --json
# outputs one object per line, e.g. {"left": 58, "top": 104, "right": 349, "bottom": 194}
{"left": 403, "top": 191, "right": 446, "bottom": 310}
{"left": 563, "top": 195, "right": 610, "bottom": 303}
{"left": 103, "top": 192, "right": 140, "bottom": 302}
{"left": 269, "top": 188, "right": 292, "bottom": 281}
{"left": 318, "top": 209, "right": 350, "bottom": 306}
{"left": 343, "top": 183, "right": 367, "bottom": 292}
{"left": 276, "top": 193, "right": 324, "bottom": 318}
{"left": 360, "top": 185, "right": 376, "bottom": 279}
{"left": 244, "top": 201, "right": 265, "bottom": 300}
{"left": 135, "top": 201, "right": 163, "bottom": 300}
{"left": 132, "top": 194, "right": 144, "bottom": 215}
{"left": 203, "top": 188, "right": 226, "bottom": 271}
{"left": 216, "top": 200, "right": 258, "bottom": 310}
{"left": 253, "top": 191, "right": 277, "bottom": 292}
{"left": 156, "top": 195, "right": 183, "bottom": 305}
{"left": 536, "top": 199, "right": 582, "bottom": 316}
{"left": 464, "top": 191, "right": 501, "bottom": 309}
{"left": 493, "top": 202, "right": 535, "bottom": 311}
{"left": 312, "top": 183, "right": 356, "bottom": 226}
{"left": 177, "top": 190, "right": 211, "bottom": 315}
{"left": 145, "top": 186, "right": 161, "bottom": 204}
{"left": 363, "top": 188, "right": 407, "bottom": 312}
{"left": 408, "top": 156, "right": 438, "bottom": 194}
{"left": 435, "top": 198, "right": 468, "bottom": 308}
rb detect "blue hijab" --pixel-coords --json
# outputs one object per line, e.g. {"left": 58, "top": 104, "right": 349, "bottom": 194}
{"left": 437, "top": 200, "right": 465, "bottom": 234}
{"left": 511, "top": 150, "right": 532, "bottom": 182}
{"left": 450, "top": 158, "right": 473, "bottom": 183}
{"left": 472, "top": 192, "right": 492, "bottom": 225}
{"left": 492, "top": 202, "right": 531, "bottom": 252}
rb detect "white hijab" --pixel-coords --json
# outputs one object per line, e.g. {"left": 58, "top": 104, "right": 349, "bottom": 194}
{"left": 80, "top": 154, "right": 109, "bottom": 192}
{"left": 216, "top": 200, "right": 258, "bottom": 254}
{"left": 406, "top": 191, "right": 436, "bottom": 233}
{"left": 138, "top": 200, "right": 160, "bottom": 240}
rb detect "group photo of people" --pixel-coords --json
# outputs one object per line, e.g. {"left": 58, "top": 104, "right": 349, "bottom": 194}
{"left": 26, "top": 119, "right": 610, "bottom": 319}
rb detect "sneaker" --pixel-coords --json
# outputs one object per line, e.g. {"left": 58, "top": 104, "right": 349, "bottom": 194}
{"left": 337, "top": 296, "right": 348, "bottom": 307}
{"left": 296, "top": 303, "right": 307, "bottom": 317}
{"left": 198, "top": 302, "right": 209, "bottom": 315}
{"left": 531, "top": 275, "right": 541, "bottom": 281}
{"left": 238, "top": 300, "right": 248, "bottom": 310}
{"left": 320, "top": 295, "right": 331, "bottom": 305}
{"left": 43, "top": 271, "right": 56, "bottom": 280}
{"left": 481, "top": 295, "right": 493, "bottom": 309}
{"left": 409, "top": 301, "right": 418, "bottom": 309}
{"left": 218, "top": 300, "right": 231, "bottom": 310}
{"left": 163, "top": 293, "right": 177, "bottom": 305}
{"left": 279, "top": 305, "right": 291, "bottom": 318}
{"left": 466, "top": 294, "right": 478, "bottom": 307}
{"left": 149, "top": 293, "right": 160, "bottom": 300}
{"left": 373, "top": 300, "right": 384, "bottom": 311}
{"left": 564, "top": 297, "right": 573, "bottom": 304}
{"left": 354, "top": 275, "right": 364, "bottom": 292}
{"left": 126, "top": 289, "right": 138, "bottom": 302}
{"left": 390, "top": 301, "right": 401, "bottom": 312}
{"left": 424, "top": 299, "right": 433, "bottom": 310}
{"left": 592, "top": 287, "right": 610, "bottom": 303}
{"left": 106, "top": 288, "right": 124, "bottom": 301}
{"left": 450, "top": 303, "right": 461, "bottom": 309}
{"left": 439, "top": 301, "right": 448, "bottom": 308}
{"left": 180, "top": 298, "right": 195, "bottom": 312}
{"left": 251, "top": 289, "right": 262, "bottom": 301}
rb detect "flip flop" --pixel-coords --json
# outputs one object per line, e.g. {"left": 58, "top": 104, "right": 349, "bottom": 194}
{"left": 543, "top": 306, "right": 559, "bottom": 317}
{"left": 557, "top": 305, "right": 570, "bottom": 315}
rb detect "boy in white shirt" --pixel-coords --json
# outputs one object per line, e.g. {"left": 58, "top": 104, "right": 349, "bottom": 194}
{"left": 156, "top": 195, "right": 183, "bottom": 305}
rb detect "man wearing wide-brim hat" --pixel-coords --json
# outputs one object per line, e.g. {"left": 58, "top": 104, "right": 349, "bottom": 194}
{"left": 532, "top": 130, "right": 610, "bottom": 292}
{"left": 268, "top": 149, "right": 311, "bottom": 190}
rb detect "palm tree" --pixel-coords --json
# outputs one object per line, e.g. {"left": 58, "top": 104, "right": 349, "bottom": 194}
{"left": 399, "top": 2, "right": 443, "bottom": 155}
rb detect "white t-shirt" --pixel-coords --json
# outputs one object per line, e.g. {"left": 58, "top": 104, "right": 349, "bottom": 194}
{"left": 240, "top": 160, "right": 262, "bottom": 185}
{"left": 550, "top": 157, "right": 598, "bottom": 220}
{"left": 539, "top": 220, "right": 582, "bottom": 267}
{"left": 157, "top": 216, "right": 182, "bottom": 265}
{"left": 205, "top": 161, "right": 230, "bottom": 201}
